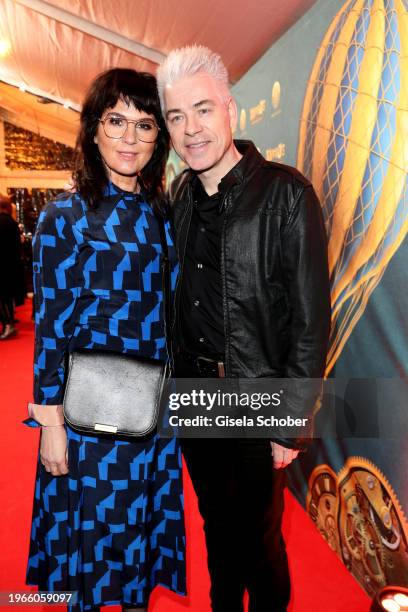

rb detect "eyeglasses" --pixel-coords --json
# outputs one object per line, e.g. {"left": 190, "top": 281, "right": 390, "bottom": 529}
{"left": 99, "top": 113, "right": 160, "bottom": 142}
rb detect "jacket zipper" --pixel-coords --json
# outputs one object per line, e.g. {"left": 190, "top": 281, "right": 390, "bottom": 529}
{"left": 171, "top": 191, "right": 194, "bottom": 364}
{"left": 220, "top": 189, "right": 233, "bottom": 376}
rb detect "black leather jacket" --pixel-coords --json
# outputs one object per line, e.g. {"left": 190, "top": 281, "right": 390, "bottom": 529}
{"left": 169, "top": 140, "right": 331, "bottom": 449}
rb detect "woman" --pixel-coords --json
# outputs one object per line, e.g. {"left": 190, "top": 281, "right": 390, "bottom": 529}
{"left": 25, "top": 69, "right": 186, "bottom": 611}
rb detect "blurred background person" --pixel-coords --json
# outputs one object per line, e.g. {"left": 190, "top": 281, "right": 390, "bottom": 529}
{"left": 0, "top": 193, "right": 23, "bottom": 340}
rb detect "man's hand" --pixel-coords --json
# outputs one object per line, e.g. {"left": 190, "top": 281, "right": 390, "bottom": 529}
{"left": 270, "top": 442, "right": 300, "bottom": 469}
{"left": 40, "top": 425, "right": 69, "bottom": 476}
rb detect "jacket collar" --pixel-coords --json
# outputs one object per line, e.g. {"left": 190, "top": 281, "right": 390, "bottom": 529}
{"left": 220, "top": 140, "right": 265, "bottom": 190}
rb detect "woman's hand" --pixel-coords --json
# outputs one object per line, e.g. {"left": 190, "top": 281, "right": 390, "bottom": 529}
{"left": 40, "top": 425, "right": 69, "bottom": 476}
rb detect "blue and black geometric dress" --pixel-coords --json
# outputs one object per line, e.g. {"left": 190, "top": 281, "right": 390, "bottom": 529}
{"left": 25, "top": 182, "right": 186, "bottom": 610}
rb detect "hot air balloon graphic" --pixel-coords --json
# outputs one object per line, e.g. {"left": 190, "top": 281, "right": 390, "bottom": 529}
{"left": 297, "top": 0, "right": 408, "bottom": 374}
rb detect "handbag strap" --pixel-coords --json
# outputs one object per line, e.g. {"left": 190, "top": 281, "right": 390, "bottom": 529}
{"left": 157, "top": 217, "right": 172, "bottom": 360}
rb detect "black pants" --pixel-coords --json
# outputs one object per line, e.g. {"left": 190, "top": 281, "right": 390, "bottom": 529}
{"left": 175, "top": 355, "right": 290, "bottom": 612}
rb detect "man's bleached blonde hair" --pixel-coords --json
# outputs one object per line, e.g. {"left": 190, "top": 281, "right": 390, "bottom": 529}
{"left": 157, "top": 45, "right": 230, "bottom": 110}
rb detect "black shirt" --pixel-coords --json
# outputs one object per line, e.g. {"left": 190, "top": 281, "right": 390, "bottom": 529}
{"left": 179, "top": 178, "right": 225, "bottom": 359}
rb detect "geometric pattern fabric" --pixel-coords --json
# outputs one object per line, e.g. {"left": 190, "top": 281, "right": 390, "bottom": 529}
{"left": 27, "top": 430, "right": 186, "bottom": 610}
{"left": 32, "top": 182, "right": 178, "bottom": 405}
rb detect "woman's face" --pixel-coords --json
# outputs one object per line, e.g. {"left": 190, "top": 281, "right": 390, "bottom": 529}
{"left": 94, "top": 98, "right": 157, "bottom": 192}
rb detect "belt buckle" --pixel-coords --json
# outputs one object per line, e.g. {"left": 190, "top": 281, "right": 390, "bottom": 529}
{"left": 195, "top": 356, "right": 208, "bottom": 376}
{"left": 195, "top": 355, "right": 226, "bottom": 378}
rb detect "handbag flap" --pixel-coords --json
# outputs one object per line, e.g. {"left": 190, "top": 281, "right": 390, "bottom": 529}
{"left": 63, "top": 351, "right": 165, "bottom": 437}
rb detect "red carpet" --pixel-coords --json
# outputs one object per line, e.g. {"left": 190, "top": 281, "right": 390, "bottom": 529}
{"left": 0, "top": 302, "right": 371, "bottom": 611}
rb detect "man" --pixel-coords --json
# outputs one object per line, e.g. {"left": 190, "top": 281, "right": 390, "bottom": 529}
{"left": 157, "top": 46, "right": 331, "bottom": 611}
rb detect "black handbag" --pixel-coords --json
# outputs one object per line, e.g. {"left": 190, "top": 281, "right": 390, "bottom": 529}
{"left": 63, "top": 216, "right": 171, "bottom": 437}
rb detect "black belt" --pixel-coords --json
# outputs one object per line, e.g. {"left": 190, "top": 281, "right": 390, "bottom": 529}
{"left": 179, "top": 351, "right": 226, "bottom": 378}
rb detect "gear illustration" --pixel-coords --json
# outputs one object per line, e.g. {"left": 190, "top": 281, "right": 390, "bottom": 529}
{"left": 338, "top": 469, "right": 386, "bottom": 589}
{"left": 306, "top": 464, "right": 341, "bottom": 555}
{"left": 307, "top": 457, "right": 408, "bottom": 597}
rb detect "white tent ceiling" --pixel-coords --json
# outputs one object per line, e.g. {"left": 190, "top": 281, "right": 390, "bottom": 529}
{"left": 0, "top": 0, "right": 316, "bottom": 147}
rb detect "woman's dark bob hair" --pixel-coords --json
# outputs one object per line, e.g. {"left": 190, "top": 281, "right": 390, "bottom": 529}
{"left": 73, "top": 68, "right": 169, "bottom": 215}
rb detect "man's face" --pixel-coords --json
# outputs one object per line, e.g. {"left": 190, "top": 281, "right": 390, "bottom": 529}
{"left": 164, "top": 72, "right": 237, "bottom": 176}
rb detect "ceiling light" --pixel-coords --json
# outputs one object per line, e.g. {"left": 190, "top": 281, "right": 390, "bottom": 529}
{"left": 0, "top": 39, "right": 11, "bottom": 58}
